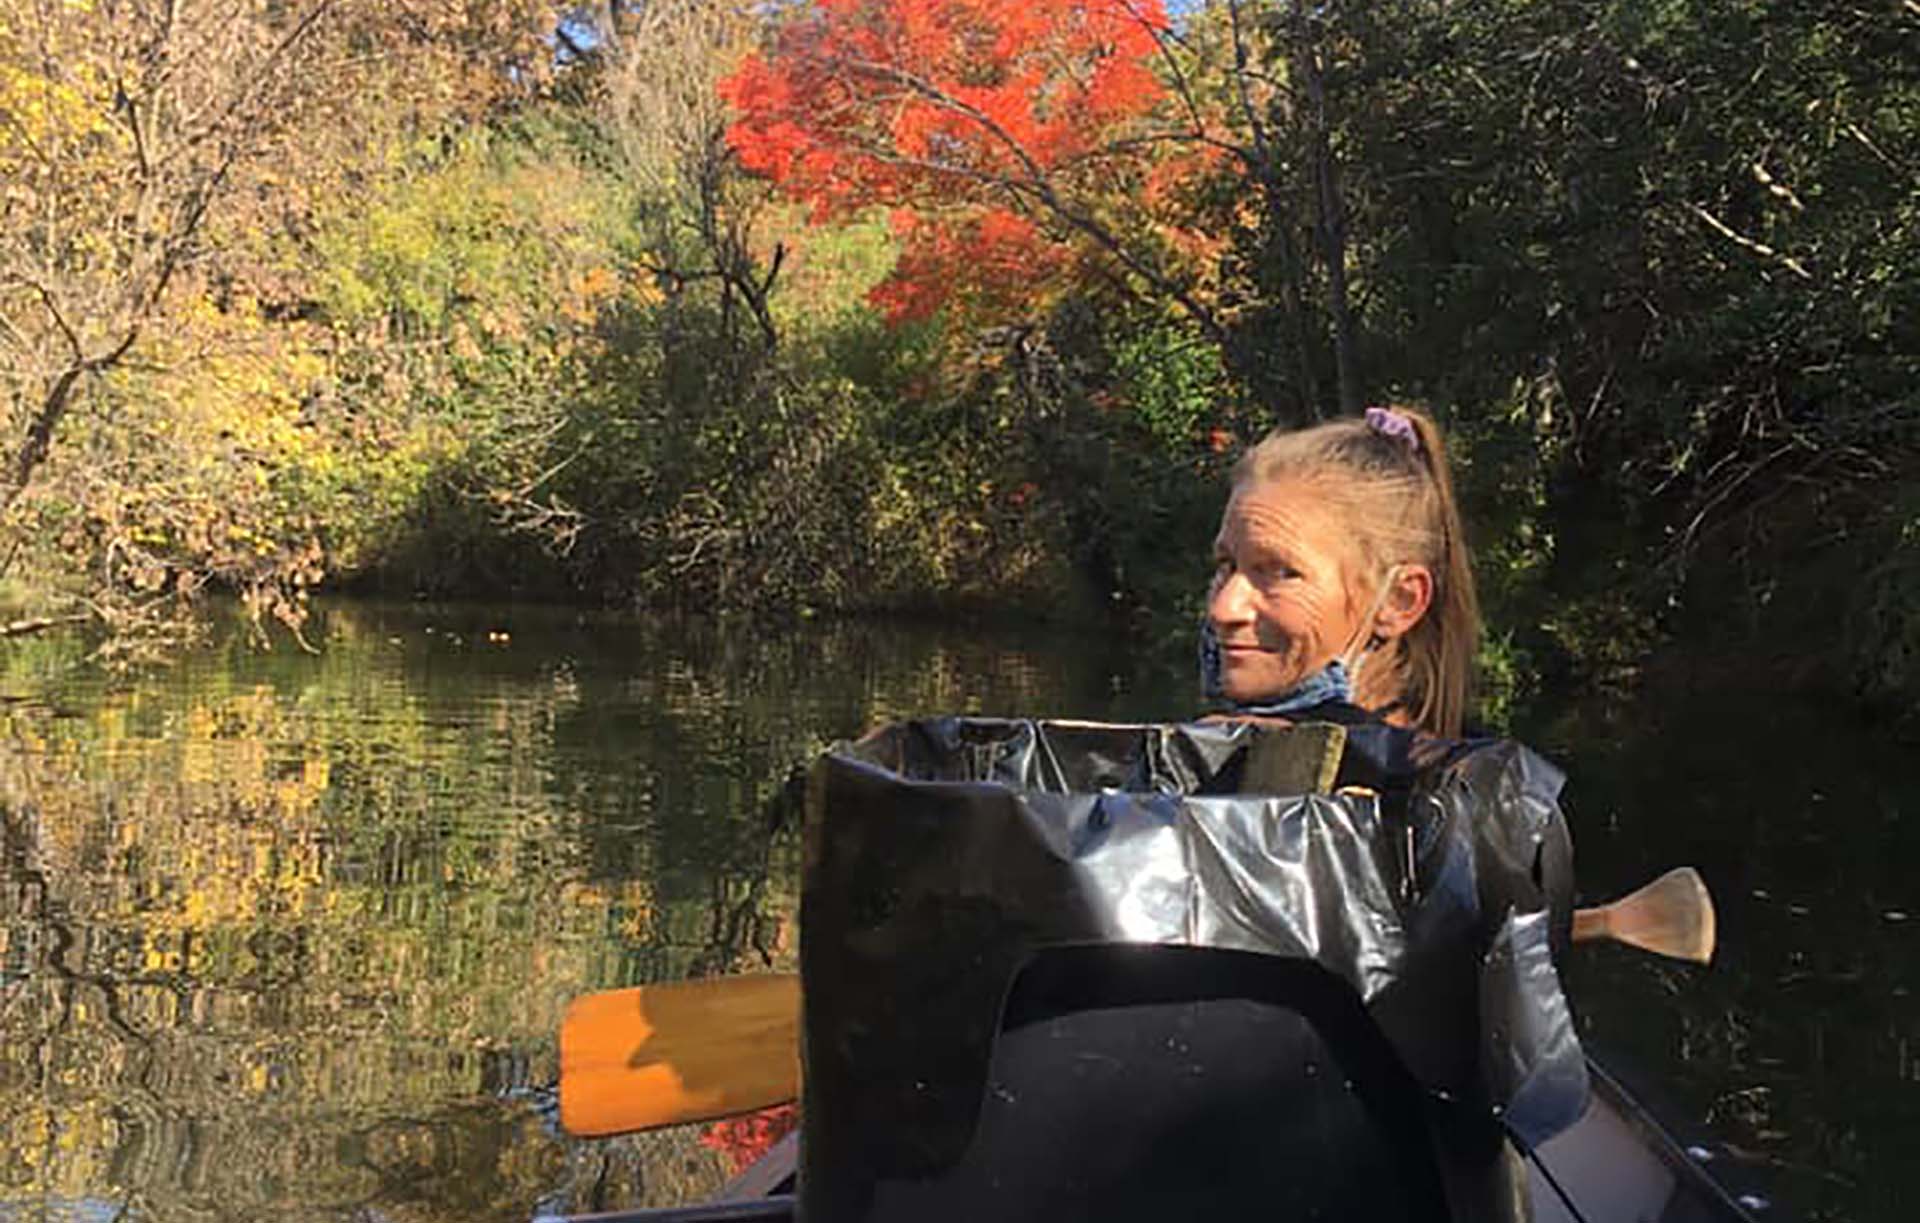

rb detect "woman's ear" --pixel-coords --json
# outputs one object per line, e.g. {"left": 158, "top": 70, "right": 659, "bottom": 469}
{"left": 1373, "top": 564, "right": 1434, "bottom": 641}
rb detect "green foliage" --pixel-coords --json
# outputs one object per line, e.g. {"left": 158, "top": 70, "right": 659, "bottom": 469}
{"left": 1111, "top": 316, "right": 1229, "bottom": 454}
{"left": 9, "top": 0, "right": 1917, "bottom": 722}
{"left": 297, "top": 117, "right": 636, "bottom": 593}
{"left": 1250, "top": 0, "right": 1920, "bottom": 705}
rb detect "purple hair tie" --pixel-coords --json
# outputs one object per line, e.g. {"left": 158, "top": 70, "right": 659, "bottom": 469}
{"left": 1363, "top": 406, "right": 1421, "bottom": 456}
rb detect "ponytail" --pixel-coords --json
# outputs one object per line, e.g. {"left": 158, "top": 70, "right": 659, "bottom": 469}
{"left": 1398, "top": 408, "right": 1479, "bottom": 739}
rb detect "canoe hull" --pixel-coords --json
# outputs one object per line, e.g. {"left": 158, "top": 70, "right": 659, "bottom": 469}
{"left": 535, "top": 1053, "right": 1774, "bottom": 1223}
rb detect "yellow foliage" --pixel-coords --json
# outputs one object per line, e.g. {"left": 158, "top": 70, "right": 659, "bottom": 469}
{"left": 0, "top": 34, "right": 114, "bottom": 174}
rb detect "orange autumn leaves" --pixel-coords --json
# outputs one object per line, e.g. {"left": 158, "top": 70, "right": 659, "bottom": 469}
{"left": 874, "top": 209, "right": 1069, "bottom": 324}
{"left": 723, "top": 0, "right": 1166, "bottom": 191}
{"left": 722, "top": 0, "right": 1223, "bottom": 326}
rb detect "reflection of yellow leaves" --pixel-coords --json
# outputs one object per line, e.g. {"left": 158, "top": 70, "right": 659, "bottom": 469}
{"left": 181, "top": 739, "right": 214, "bottom": 785}
{"left": 0, "top": 606, "right": 812, "bottom": 1158}
{"left": 615, "top": 906, "right": 651, "bottom": 942}
{"left": 182, "top": 888, "right": 213, "bottom": 927}
{"left": 630, "top": 272, "right": 666, "bottom": 308}
{"left": 577, "top": 265, "right": 616, "bottom": 298}
{"left": 16, "top": 1114, "right": 47, "bottom": 1167}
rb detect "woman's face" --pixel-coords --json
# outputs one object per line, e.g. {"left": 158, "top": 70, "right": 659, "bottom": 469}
{"left": 1207, "top": 477, "right": 1371, "bottom": 704}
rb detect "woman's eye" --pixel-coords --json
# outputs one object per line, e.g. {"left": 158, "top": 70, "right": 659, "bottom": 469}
{"left": 1213, "top": 556, "right": 1294, "bottom": 586}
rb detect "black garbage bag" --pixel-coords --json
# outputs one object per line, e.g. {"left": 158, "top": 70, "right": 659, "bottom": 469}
{"left": 798, "top": 717, "right": 1587, "bottom": 1223}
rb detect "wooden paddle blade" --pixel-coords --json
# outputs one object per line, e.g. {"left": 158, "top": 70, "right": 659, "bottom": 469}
{"left": 559, "top": 972, "right": 802, "bottom": 1137}
{"left": 1584, "top": 866, "right": 1717, "bottom": 964}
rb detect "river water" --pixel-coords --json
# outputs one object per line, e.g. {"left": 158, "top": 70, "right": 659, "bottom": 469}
{"left": 0, "top": 600, "right": 1909, "bottom": 1221}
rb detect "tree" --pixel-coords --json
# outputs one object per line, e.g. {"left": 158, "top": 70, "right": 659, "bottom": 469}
{"left": 592, "top": 0, "right": 785, "bottom": 353}
{"left": 0, "top": 0, "right": 340, "bottom": 509}
{"left": 721, "top": 0, "right": 1230, "bottom": 338}
{"left": 0, "top": 0, "right": 556, "bottom": 635}
{"left": 719, "top": 0, "right": 1403, "bottom": 423}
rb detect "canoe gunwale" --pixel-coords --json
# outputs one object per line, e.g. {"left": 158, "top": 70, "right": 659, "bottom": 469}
{"left": 1522, "top": 1053, "right": 1773, "bottom": 1223}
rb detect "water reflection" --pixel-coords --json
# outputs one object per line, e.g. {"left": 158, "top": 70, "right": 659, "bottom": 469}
{"left": 0, "top": 601, "right": 1182, "bottom": 1222}
{"left": 0, "top": 604, "right": 1911, "bottom": 1221}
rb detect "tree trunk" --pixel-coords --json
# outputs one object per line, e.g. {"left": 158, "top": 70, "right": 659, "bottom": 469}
{"left": 4, "top": 367, "right": 84, "bottom": 512}
{"left": 1292, "top": 1, "right": 1360, "bottom": 417}
{"left": 1227, "top": 0, "right": 1322, "bottom": 423}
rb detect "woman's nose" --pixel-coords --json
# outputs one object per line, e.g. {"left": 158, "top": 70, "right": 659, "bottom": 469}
{"left": 1209, "top": 569, "right": 1254, "bottom": 627}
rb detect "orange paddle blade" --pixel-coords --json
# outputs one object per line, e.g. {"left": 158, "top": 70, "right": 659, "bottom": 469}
{"left": 559, "top": 972, "right": 802, "bottom": 1137}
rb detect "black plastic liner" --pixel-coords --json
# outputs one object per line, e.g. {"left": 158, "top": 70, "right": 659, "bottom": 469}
{"left": 798, "top": 717, "right": 1588, "bottom": 1222}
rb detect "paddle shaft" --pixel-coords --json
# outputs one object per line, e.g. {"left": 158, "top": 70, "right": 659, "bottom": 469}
{"left": 1571, "top": 907, "right": 1609, "bottom": 942}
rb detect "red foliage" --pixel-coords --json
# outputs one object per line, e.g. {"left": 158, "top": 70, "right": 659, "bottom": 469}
{"left": 700, "top": 1104, "right": 801, "bottom": 1173}
{"left": 871, "top": 207, "right": 1072, "bottom": 324}
{"left": 721, "top": 0, "right": 1180, "bottom": 325}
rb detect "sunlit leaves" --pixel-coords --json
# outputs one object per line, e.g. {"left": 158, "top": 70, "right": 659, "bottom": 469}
{"left": 722, "top": 0, "right": 1198, "bottom": 327}
{"left": 0, "top": 0, "right": 564, "bottom": 643}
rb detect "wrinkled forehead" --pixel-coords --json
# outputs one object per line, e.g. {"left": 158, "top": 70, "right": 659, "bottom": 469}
{"left": 1218, "top": 476, "right": 1358, "bottom": 552}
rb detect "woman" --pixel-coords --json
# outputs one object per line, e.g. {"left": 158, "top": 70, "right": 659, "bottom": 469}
{"left": 1202, "top": 405, "right": 1478, "bottom": 736}
{"left": 1199, "top": 405, "right": 1580, "bottom": 1217}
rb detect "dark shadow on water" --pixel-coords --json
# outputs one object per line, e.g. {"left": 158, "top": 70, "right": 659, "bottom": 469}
{"left": 1528, "top": 693, "right": 1918, "bottom": 1223}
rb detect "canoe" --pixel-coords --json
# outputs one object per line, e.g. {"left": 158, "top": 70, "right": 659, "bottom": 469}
{"left": 536, "top": 1052, "right": 1779, "bottom": 1223}
{"left": 541, "top": 720, "right": 1783, "bottom": 1221}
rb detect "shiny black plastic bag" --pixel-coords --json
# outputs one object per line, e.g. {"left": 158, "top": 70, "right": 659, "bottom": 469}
{"left": 798, "top": 717, "right": 1587, "bottom": 1222}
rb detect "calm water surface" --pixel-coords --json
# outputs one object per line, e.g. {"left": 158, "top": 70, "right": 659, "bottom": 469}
{"left": 0, "top": 601, "right": 1910, "bottom": 1221}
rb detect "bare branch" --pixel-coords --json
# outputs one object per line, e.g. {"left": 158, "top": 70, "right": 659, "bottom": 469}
{"left": 1843, "top": 121, "right": 1908, "bottom": 177}
{"left": 1749, "top": 160, "right": 1805, "bottom": 211}
{"left": 1046, "top": 129, "right": 1252, "bottom": 179}
{"left": 0, "top": 613, "right": 89, "bottom": 638}
{"left": 1688, "top": 203, "right": 1814, "bottom": 280}
{"left": 1122, "top": 0, "right": 1209, "bottom": 139}
{"left": 1228, "top": 0, "right": 1277, "bottom": 185}
{"left": 1288, "top": 0, "right": 1357, "bottom": 415}
{"left": 554, "top": 22, "right": 594, "bottom": 64}
{"left": 28, "top": 283, "right": 83, "bottom": 363}
{"left": 0, "top": 311, "right": 32, "bottom": 357}
{"left": 163, "top": 0, "right": 339, "bottom": 167}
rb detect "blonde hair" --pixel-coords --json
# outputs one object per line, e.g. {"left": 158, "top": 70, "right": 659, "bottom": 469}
{"left": 1231, "top": 406, "right": 1480, "bottom": 738}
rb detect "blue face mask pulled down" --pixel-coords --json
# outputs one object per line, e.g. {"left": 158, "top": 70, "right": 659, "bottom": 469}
{"left": 1198, "top": 620, "right": 1354, "bottom": 715}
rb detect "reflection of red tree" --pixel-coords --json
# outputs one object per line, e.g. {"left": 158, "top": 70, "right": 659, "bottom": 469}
{"left": 701, "top": 1104, "right": 801, "bottom": 1172}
